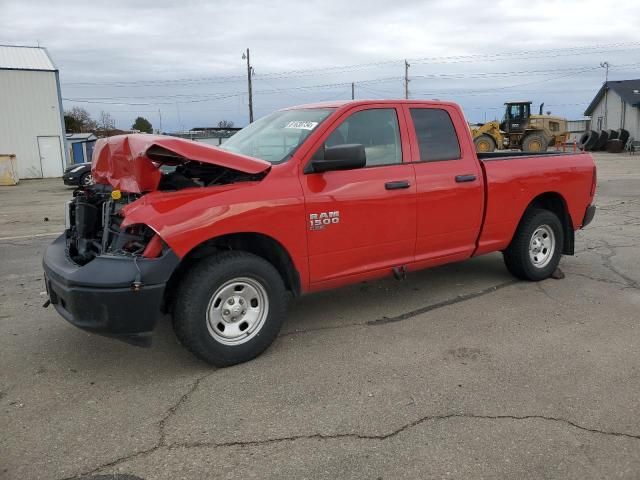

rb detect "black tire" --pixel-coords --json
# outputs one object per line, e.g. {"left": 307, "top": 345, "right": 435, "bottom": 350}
{"left": 79, "top": 172, "right": 93, "bottom": 187}
{"left": 474, "top": 134, "right": 496, "bottom": 153}
{"left": 596, "top": 130, "right": 609, "bottom": 151}
{"left": 606, "top": 139, "right": 624, "bottom": 153}
{"left": 173, "top": 251, "right": 288, "bottom": 367}
{"left": 578, "top": 131, "right": 590, "bottom": 148}
{"left": 584, "top": 130, "right": 599, "bottom": 151}
{"left": 503, "top": 209, "right": 564, "bottom": 281}
{"left": 618, "top": 128, "right": 630, "bottom": 145}
{"left": 607, "top": 129, "right": 619, "bottom": 141}
{"left": 522, "top": 133, "right": 548, "bottom": 153}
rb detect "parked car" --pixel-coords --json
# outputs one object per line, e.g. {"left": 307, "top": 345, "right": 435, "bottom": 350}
{"left": 62, "top": 163, "right": 93, "bottom": 187}
{"left": 43, "top": 100, "right": 597, "bottom": 367}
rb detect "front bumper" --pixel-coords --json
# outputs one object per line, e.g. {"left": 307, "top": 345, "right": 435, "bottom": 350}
{"left": 43, "top": 234, "right": 179, "bottom": 346}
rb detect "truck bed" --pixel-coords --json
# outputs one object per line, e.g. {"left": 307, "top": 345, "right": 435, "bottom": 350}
{"left": 474, "top": 151, "right": 595, "bottom": 256}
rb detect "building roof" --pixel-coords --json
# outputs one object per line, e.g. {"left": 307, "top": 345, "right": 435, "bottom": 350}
{"left": 584, "top": 79, "right": 640, "bottom": 116}
{"left": 66, "top": 133, "right": 97, "bottom": 141}
{"left": 0, "top": 45, "right": 56, "bottom": 71}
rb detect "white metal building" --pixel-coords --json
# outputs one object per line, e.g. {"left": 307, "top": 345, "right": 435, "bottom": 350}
{"left": 566, "top": 119, "right": 589, "bottom": 144}
{"left": 584, "top": 79, "right": 640, "bottom": 141}
{"left": 0, "top": 45, "right": 67, "bottom": 179}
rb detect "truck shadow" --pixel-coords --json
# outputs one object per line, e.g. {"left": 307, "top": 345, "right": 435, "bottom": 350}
{"left": 33, "top": 253, "right": 514, "bottom": 375}
{"left": 282, "top": 253, "right": 513, "bottom": 336}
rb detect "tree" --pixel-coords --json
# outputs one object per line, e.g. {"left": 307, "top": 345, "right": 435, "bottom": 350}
{"left": 64, "top": 115, "right": 82, "bottom": 133}
{"left": 64, "top": 107, "right": 97, "bottom": 133}
{"left": 217, "top": 119, "right": 235, "bottom": 129}
{"left": 132, "top": 116, "right": 153, "bottom": 133}
{"left": 96, "top": 111, "right": 116, "bottom": 136}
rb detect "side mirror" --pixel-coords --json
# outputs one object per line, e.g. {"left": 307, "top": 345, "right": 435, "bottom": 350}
{"left": 309, "top": 144, "right": 366, "bottom": 173}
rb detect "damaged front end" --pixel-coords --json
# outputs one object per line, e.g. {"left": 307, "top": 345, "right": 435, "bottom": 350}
{"left": 44, "top": 134, "right": 271, "bottom": 345}
{"left": 66, "top": 181, "right": 172, "bottom": 270}
{"left": 67, "top": 134, "right": 271, "bottom": 264}
{"left": 66, "top": 185, "right": 157, "bottom": 265}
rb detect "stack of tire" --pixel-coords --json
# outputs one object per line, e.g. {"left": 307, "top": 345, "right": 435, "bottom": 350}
{"left": 579, "top": 128, "right": 630, "bottom": 153}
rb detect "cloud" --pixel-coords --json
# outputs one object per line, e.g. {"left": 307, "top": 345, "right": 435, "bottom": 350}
{"left": 2, "top": 0, "right": 639, "bottom": 129}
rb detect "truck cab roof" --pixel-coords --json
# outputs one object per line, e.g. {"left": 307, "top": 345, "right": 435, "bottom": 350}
{"left": 282, "top": 99, "right": 460, "bottom": 110}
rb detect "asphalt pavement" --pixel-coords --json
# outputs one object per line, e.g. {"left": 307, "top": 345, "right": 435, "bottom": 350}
{"left": 1, "top": 152, "right": 639, "bottom": 479}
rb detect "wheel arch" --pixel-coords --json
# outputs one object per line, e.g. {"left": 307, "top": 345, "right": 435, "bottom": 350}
{"left": 163, "top": 232, "right": 301, "bottom": 313}
{"left": 521, "top": 192, "right": 574, "bottom": 255}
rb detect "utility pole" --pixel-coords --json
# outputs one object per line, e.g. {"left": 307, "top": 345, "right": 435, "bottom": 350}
{"left": 600, "top": 61, "right": 610, "bottom": 129}
{"left": 175, "top": 102, "right": 184, "bottom": 133}
{"left": 404, "top": 59, "right": 410, "bottom": 100}
{"left": 243, "top": 48, "right": 254, "bottom": 123}
{"left": 351, "top": 82, "right": 355, "bottom": 100}
{"left": 158, "top": 109, "right": 162, "bottom": 134}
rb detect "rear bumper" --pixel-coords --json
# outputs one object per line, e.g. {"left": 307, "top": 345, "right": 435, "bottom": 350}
{"left": 43, "top": 234, "right": 179, "bottom": 345}
{"left": 582, "top": 204, "right": 596, "bottom": 228}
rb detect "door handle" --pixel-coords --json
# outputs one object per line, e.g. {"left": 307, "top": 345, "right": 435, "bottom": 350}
{"left": 455, "top": 174, "right": 477, "bottom": 183}
{"left": 385, "top": 180, "right": 411, "bottom": 190}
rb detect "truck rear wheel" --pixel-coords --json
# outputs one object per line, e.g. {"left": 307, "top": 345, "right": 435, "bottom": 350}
{"left": 173, "top": 251, "right": 288, "bottom": 367}
{"left": 522, "top": 133, "right": 548, "bottom": 153}
{"left": 474, "top": 134, "right": 496, "bottom": 153}
{"left": 503, "top": 209, "right": 563, "bottom": 281}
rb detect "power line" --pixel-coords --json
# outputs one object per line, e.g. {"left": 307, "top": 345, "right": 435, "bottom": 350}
{"left": 65, "top": 59, "right": 640, "bottom": 104}
{"left": 64, "top": 61, "right": 640, "bottom": 103}
{"left": 410, "top": 67, "right": 603, "bottom": 97}
{"left": 60, "top": 41, "right": 640, "bottom": 88}
{"left": 62, "top": 77, "right": 402, "bottom": 105}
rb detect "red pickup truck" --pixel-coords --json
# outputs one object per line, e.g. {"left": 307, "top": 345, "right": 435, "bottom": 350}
{"left": 43, "top": 100, "right": 596, "bottom": 366}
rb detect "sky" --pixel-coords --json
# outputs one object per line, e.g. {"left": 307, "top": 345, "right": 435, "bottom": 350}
{"left": 2, "top": 0, "right": 640, "bottom": 131}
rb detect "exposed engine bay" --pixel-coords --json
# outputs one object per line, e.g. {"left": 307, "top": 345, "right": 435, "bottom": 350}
{"left": 157, "top": 161, "right": 265, "bottom": 190}
{"left": 66, "top": 185, "right": 148, "bottom": 265}
{"left": 67, "top": 161, "right": 265, "bottom": 265}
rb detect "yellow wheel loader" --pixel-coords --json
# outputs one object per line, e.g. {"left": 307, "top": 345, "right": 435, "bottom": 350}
{"left": 471, "top": 102, "right": 569, "bottom": 153}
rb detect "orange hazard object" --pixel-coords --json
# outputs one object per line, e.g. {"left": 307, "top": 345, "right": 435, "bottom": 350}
{"left": 0, "top": 154, "right": 19, "bottom": 185}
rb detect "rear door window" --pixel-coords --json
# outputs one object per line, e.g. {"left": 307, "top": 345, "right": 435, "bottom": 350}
{"left": 409, "top": 108, "right": 461, "bottom": 162}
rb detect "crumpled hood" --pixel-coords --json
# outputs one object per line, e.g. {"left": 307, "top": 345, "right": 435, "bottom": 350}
{"left": 92, "top": 134, "right": 271, "bottom": 193}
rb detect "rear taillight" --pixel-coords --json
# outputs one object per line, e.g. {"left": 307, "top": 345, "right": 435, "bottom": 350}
{"left": 590, "top": 165, "right": 597, "bottom": 197}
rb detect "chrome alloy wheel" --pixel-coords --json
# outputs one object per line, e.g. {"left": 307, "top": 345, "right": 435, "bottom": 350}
{"left": 82, "top": 173, "right": 94, "bottom": 186}
{"left": 529, "top": 225, "right": 555, "bottom": 268}
{"left": 206, "top": 277, "right": 269, "bottom": 345}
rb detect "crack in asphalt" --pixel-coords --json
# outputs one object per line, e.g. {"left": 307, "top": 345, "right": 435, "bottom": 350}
{"left": 157, "top": 372, "right": 212, "bottom": 447}
{"left": 171, "top": 413, "right": 640, "bottom": 449}
{"left": 562, "top": 270, "right": 631, "bottom": 288}
{"left": 61, "top": 412, "right": 640, "bottom": 478}
{"left": 597, "top": 240, "right": 640, "bottom": 290}
{"left": 59, "top": 371, "right": 216, "bottom": 480}
{"left": 281, "top": 280, "right": 519, "bottom": 337}
{"left": 572, "top": 239, "right": 640, "bottom": 290}
{"left": 367, "top": 280, "right": 518, "bottom": 325}
{"left": 535, "top": 282, "right": 560, "bottom": 303}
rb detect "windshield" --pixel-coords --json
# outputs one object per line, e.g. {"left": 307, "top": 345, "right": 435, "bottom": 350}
{"left": 221, "top": 108, "right": 335, "bottom": 163}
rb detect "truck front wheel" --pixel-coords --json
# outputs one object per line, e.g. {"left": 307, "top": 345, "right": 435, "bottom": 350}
{"left": 503, "top": 209, "right": 563, "bottom": 281}
{"left": 173, "top": 251, "right": 288, "bottom": 367}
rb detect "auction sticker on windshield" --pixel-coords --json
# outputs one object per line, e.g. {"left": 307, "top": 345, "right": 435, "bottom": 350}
{"left": 284, "top": 121, "right": 318, "bottom": 130}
